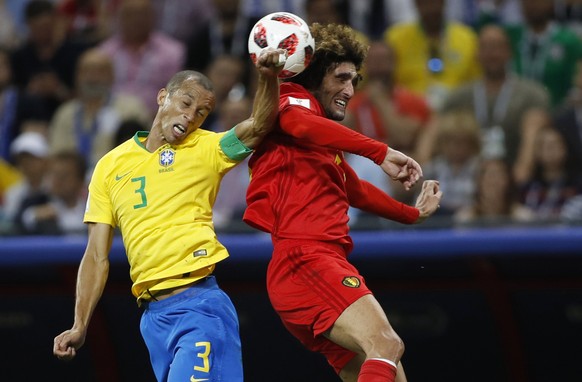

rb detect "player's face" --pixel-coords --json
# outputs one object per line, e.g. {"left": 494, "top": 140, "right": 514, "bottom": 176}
{"left": 313, "top": 62, "right": 359, "bottom": 121}
{"left": 156, "top": 80, "right": 215, "bottom": 145}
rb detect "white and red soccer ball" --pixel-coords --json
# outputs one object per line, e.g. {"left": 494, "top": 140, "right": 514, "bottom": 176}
{"left": 248, "top": 12, "right": 315, "bottom": 79}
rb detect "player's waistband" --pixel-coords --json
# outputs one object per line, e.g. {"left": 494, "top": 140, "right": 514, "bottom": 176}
{"left": 140, "top": 276, "right": 216, "bottom": 311}
{"left": 271, "top": 238, "right": 350, "bottom": 255}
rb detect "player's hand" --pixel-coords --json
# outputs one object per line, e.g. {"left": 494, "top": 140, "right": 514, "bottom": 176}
{"left": 380, "top": 148, "right": 423, "bottom": 190}
{"left": 53, "top": 328, "right": 86, "bottom": 361}
{"left": 414, "top": 180, "right": 442, "bottom": 223}
{"left": 255, "top": 48, "right": 287, "bottom": 77}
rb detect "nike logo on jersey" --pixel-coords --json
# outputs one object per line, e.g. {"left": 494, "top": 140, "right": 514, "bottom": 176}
{"left": 115, "top": 171, "right": 131, "bottom": 181}
{"left": 190, "top": 377, "right": 209, "bottom": 382}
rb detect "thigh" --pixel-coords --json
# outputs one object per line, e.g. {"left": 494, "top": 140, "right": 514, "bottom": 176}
{"left": 167, "top": 288, "right": 243, "bottom": 382}
{"left": 325, "top": 294, "right": 397, "bottom": 354}
{"left": 283, "top": 318, "right": 357, "bottom": 375}
{"left": 268, "top": 241, "right": 372, "bottom": 337}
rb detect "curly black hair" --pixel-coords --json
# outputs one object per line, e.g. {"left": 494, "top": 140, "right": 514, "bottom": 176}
{"left": 285, "top": 23, "right": 368, "bottom": 91}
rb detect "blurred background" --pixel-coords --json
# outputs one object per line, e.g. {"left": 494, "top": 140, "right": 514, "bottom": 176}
{"left": 0, "top": 0, "right": 581, "bottom": 381}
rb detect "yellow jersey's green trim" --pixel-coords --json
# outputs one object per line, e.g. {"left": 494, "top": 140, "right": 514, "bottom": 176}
{"left": 133, "top": 131, "right": 150, "bottom": 151}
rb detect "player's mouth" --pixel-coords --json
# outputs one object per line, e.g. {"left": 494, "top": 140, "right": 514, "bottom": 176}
{"left": 173, "top": 124, "right": 186, "bottom": 136}
{"left": 334, "top": 99, "right": 347, "bottom": 110}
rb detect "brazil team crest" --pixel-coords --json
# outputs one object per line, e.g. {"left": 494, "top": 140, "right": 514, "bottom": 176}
{"left": 159, "top": 148, "right": 175, "bottom": 167}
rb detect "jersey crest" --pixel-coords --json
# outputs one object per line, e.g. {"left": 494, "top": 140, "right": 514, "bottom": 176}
{"left": 159, "top": 148, "right": 175, "bottom": 167}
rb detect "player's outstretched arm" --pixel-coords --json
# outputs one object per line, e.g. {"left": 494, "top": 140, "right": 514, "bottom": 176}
{"left": 234, "top": 49, "right": 286, "bottom": 149}
{"left": 380, "top": 148, "right": 423, "bottom": 190}
{"left": 53, "top": 223, "right": 114, "bottom": 361}
{"left": 414, "top": 180, "right": 442, "bottom": 224}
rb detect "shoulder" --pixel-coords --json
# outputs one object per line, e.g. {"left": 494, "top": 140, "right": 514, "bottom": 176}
{"left": 97, "top": 37, "right": 120, "bottom": 53}
{"left": 447, "top": 22, "right": 478, "bottom": 44}
{"left": 442, "top": 82, "right": 475, "bottom": 110}
{"left": 553, "top": 25, "right": 582, "bottom": 43}
{"left": 280, "top": 82, "right": 319, "bottom": 113}
{"left": 151, "top": 32, "right": 185, "bottom": 53}
{"left": 386, "top": 22, "right": 417, "bottom": 37}
{"left": 513, "top": 77, "right": 550, "bottom": 101}
{"left": 51, "top": 100, "right": 78, "bottom": 119}
{"left": 394, "top": 87, "right": 430, "bottom": 105}
{"left": 182, "top": 128, "right": 222, "bottom": 148}
{"left": 385, "top": 23, "right": 419, "bottom": 46}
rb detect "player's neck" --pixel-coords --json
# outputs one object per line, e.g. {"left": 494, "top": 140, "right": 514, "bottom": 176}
{"left": 144, "top": 132, "right": 164, "bottom": 152}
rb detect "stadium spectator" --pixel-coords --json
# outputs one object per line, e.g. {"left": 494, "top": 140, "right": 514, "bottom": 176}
{"left": 3, "top": 131, "right": 50, "bottom": 232}
{"left": 185, "top": 0, "right": 254, "bottom": 72}
{"left": 506, "top": 0, "right": 582, "bottom": 107}
{"left": 113, "top": 117, "right": 148, "bottom": 147}
{"left": 445, "top": 0, "right": 524, "bottom": 29}
{"left": 56, "top": 0, "right": 118, "bottom": 46}
{"left": 0, "top": 0, "right": 22, "bottom": 49}
{"left": 553, "top": 57, "right": 582, "bottom": 183}
{"left": 152, "top": 0, "right": 214, "bottom": 44}
{"left": 304, "top": 0, "right": 346, "bottom": 26}
{"left": 554, "top": 0, "right": 582, "bottom": 37}
{"left": 422, "top": 111, "right": 481, "bottom": 217}
{"left": 438, "top": 24, "right": 550, "bottom": 178}
{"left": 455, "top": 158, "right": 534, "bottom": 225}
{"left": 384, "top": 0, "right": 480, "bottom": 110}
{"left": 240, "top": 0, "right": 305, "bottom": 21}
{"left": 343, "top": 38, "right": 432, "bottom": 208}
{"left": 10, "top": 0, "right": 86, "bottom": 118}
{"left": 347, "top": 0, "right": 416, "bottom": 39}
{"left": 519, "top": 126, "right": 581, "bottom": 220}
{"left": 98, "top": 0, "right": 185, "bottom": 116}
{"left": 12, "top": 150, "right": 88, "bottom": 235}
{"left": 0, "top": 157, "right": 22, "bottom": 225}
{"left": 203, "top": 54, "right": 247, "bottom": 129}
{"left": 48, "top": 48, "right": 150, "bottom": 171}
{"left": 344, "top": 39, "right": 431, "bottom": 154}
{"left": 211, "top": 96, "right": 253, "bottom": 230}
{"left": 0, "top": 47, "right": 49, "bottom": 162}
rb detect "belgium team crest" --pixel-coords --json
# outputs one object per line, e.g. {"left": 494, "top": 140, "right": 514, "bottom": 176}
{"left": 159, "top": 148, "right": 175, "bottom": 167}
{"left": 342, "top": 276, "right": 361, "bottom": 288}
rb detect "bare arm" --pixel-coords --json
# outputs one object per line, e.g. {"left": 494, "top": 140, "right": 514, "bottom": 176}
{"left": 53, "top": 222, "right": 114, "bottom": 360}
{"left": 513, "top": 108, "right": 547, "bottom": 185}
{"left": 234, "top": 49, "right": 285, "bottom": 149}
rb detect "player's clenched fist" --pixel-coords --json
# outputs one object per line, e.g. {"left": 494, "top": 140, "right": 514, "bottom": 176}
{"left": 53, "top": 329, "right": 85, "bottom": 361}
{"left": 255, "top": 48, "right": 287, "bottom": 76}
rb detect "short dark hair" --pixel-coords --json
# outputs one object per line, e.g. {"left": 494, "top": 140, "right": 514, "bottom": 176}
{"left": 286, "top": 23, "right": 368, "bottom": 90}
{"left": 25, "top": 0, "right": 55, "bottom": 22}
{"left": 166, "top": 70, "right": 214, "bottom": 96}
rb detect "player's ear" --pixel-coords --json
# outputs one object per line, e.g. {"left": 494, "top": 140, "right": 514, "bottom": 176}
{"left": 157, "top": 88, "right": 168, "bottom": 106}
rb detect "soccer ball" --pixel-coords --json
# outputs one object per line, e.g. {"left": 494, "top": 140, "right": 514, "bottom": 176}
{"left": 248, "top": 12, "right": 315, "bottom": 79}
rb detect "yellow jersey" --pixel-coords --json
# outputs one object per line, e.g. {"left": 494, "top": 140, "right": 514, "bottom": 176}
{"left": 85, "top": 129, "right": 240, "bottom": 299}
{"left": 385, "top": 22, "right": 480, "bottom": 106}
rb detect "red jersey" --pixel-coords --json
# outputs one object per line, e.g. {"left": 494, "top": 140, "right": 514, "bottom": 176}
{"left": 243, "top": 83, "right": 419, "bottom": 249}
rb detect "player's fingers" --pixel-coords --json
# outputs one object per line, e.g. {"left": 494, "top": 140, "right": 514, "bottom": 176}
{"left": 409, "top": 159, "right": 423, "bottom": 178}
{"left": 260, "top": 48, "right": 287, "bottom": 66}
{"left": 276, "top": 53, "right": 287, "bottom": 66}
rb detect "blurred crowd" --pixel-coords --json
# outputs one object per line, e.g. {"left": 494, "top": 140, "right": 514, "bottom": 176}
{"left": 0, "top": 0, "right": 581, "bottom": 236}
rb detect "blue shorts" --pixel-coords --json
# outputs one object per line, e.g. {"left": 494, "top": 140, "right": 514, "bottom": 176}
{"left": 140, "top": 276, "right": 243, "bottom": 382}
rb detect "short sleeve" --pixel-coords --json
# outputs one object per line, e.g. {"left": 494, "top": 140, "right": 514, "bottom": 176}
{"left": 84, "top": 159, "right": 116, "bottom": 227}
